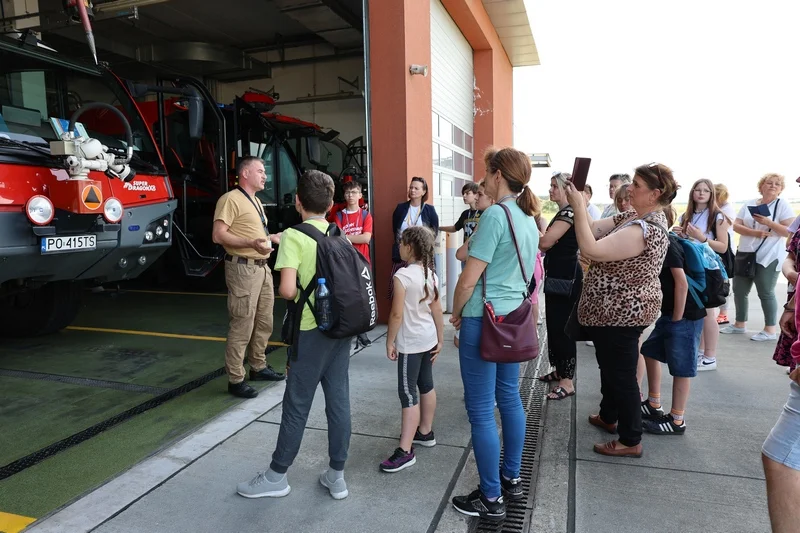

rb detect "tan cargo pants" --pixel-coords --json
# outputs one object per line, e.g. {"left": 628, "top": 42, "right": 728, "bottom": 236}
{"left": 224, "top": 260, "right": 275, "bottom": 384}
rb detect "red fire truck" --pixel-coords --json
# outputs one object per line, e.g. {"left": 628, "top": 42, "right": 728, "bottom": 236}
{"left": 0, "top": 32, "right": 192, "bottom": 336}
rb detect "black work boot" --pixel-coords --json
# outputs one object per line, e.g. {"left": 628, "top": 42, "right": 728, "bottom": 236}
{"left": 228, "top": 381, "right": 258, "bottom": 398}
{"left": 250, "top": 366, "right": 285, "bottom": 381}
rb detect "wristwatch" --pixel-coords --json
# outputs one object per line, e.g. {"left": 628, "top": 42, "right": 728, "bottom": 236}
{"left": 784, "top": 303, "right": 795, "bottom": 312}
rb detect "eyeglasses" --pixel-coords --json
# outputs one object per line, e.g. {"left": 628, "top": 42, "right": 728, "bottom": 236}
{"left": 344, "top": 190, "right": 361, "bottom": 196}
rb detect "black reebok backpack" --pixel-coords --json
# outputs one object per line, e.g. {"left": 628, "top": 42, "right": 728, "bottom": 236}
{"left": 281, "top": 222, "right": 377, "bottom": 351}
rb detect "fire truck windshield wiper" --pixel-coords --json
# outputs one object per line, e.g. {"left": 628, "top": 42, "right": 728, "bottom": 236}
{"left": 0, "top": 136, "right": 55, "bottom": 159}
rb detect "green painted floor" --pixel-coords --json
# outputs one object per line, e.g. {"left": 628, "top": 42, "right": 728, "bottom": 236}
{"left": 0, "top": 286, "right": 287, "bottom": 521}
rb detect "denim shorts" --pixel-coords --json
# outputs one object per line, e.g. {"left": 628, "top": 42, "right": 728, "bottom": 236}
{"left": 763, "top": 381, "right": 800, "bottom": 471}
{"left": 641, "top": 315, "right": 704, "bottom": 378}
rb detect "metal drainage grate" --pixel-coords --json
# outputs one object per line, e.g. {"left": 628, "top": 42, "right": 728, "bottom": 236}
{"left": 0, "top": 345, "right": 285, "bottom": 481}
{"left": 472, "top": 325, "right": 549, "bottom": 533}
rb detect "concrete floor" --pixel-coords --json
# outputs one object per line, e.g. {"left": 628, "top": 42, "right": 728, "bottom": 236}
{"left": 9, "top": 282, "right": 791, "bottom": 533}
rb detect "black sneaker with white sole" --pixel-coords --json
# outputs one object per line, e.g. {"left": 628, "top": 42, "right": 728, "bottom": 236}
{"left": 643, "top": 414, "right": 686, "bottom": 435}
{"left": 452, "top": 489, "right": 506, "bottom": 522}
{"left": 412, "top": 428, "right": 436, "bottom": 447}
{"left": 500, "top": 474, "right": 525, "bottom": 501}
{"left": 640, "top": 400, "right": 665, "bottom": 421}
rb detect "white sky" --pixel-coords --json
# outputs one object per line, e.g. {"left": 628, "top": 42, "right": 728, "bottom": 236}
{"left": 513, "top": 0, "right": 800, "bottom": 203}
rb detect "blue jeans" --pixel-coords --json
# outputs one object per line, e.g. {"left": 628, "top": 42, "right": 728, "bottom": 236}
{"left": 459, "top": 317, "right": 526, "bottom": 498}
{"left": 641, "top": 315, "right": 704, "bottom": 378}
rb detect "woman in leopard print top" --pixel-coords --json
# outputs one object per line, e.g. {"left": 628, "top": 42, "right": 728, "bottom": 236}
{"left": 564, "top": 163, "right": 678, "bottom": 459}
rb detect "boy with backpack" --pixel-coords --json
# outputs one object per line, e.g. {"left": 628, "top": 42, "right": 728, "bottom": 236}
{"left": 237, "top": 169, "right": 367, "bottom": 501}
{"left": 330, "top": 179, "right": 374, "bottom": 347}
{"left": 639, "top": 211, "right": 709, "bottom": 436}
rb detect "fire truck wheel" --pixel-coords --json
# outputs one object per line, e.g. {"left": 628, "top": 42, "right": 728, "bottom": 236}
{"left": 0, "top": 281, "right": 83, "bottom": 338}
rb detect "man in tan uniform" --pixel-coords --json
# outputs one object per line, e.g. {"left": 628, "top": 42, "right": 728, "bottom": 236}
{"left": 212, "top": 156, "right": 285, "bottom": 398}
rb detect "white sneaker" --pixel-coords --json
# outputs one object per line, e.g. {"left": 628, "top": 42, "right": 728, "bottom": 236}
{"left": 751, "top": 331, "right": 778, "bottom": 342}
{"left": 237, "top": 471, "right": 291, "bottom": 498}
{"left": 720, "top": 325, "right": 746, "bottom": 334}
{"left": 319, "top": 469, "right": 348, "bottom": 500}
{"left": 697, "top": 357, "right": 717, "bottom": 371}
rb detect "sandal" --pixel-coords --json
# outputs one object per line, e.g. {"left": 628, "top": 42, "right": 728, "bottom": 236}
{"left": 547, "top": 386, "right": 575, "bottom": 401}
{"left": 538, "top": 371, "right": 560, "bottom": 383}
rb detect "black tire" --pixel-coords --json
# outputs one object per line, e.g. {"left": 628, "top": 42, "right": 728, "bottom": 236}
{"left": 0, "top": 281, "right": 83, "bottom": 337}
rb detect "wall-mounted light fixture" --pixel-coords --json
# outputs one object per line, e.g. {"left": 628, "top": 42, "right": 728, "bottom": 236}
{"left": 409, "top": 64, "right": 428, "bottom": 77}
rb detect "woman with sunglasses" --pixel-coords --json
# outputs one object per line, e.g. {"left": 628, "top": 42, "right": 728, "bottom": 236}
{"left": 565, "top": 163, "right": 677, "bottom": 458}
{"left": 389, "top": 177, "right": 439, "bottom": 300}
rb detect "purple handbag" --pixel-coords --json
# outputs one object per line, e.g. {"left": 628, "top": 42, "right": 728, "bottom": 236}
{"left": 479, "top": 203, "right": 539, "bottom": 363}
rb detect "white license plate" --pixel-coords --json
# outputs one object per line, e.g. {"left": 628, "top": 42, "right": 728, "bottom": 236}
{"left": 41, "top": 235, "right": 97, "bottom": 254}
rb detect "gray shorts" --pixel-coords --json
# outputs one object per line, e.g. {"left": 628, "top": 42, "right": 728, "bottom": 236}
{"left": 398, "top": 350, "right": 435, "bottom": 408}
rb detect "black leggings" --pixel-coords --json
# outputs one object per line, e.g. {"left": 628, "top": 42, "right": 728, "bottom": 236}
{"left": 397, "top": 351, "right": 434, "bottom": 408}
{"left": 545, "top": 280, "right": 582, "bottom": 380}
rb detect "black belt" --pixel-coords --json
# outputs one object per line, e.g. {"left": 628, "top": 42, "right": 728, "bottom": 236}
{"left": 225, "top": 254, "right": 267, "bottom": 267}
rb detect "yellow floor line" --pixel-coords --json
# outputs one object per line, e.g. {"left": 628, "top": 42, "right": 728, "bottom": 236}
{"left": 123, "top": 289, "right": 284, "bottom": 299}
{"left": 0, "top": 511, "right": 36, "bottom": 533}
{"left": 126, "top": 289, "right": 227, "bottom": 297}
{"left": 66, "top": 326, "right": 287, "bottom": 346}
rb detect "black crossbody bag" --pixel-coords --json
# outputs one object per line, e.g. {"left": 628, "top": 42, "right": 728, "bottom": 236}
{"left": 734, "top": 199, "right": 779, "bottom": 279}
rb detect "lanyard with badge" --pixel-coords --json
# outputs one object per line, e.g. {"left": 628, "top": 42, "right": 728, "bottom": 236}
{"left": 236, "top": 186, "right": 269, "bottom": 238}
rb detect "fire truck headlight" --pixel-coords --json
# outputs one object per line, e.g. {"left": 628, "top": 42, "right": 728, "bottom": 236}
{"left": 102, "top": 197, "right": 124, "bottom": 223}
{"left": 26, "top": 195, "right": 54, "bottom": 226}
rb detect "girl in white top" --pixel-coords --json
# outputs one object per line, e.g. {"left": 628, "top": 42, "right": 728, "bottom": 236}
{"left": 723, "top": 173, "right": 795, "bottom": 341}
{"left": 673, "top": 179, "right": 731, "bottom": 371}
{"left": 714, "top": 183, "right": 737, "bottom": 325}
{"left": 382, "top": 226, "right": 444, "bottom": 473}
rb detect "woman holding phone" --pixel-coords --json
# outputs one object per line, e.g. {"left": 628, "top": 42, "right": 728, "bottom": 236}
{"left": 672, "top": 179, "right": 730, "bottom": 372}
{"left": 722, "top": 174, "right": 794, "bottom": 341}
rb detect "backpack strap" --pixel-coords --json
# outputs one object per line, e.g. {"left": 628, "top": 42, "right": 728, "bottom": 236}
{"left": 285, "top": 221, "right": 334, "bottom": 357}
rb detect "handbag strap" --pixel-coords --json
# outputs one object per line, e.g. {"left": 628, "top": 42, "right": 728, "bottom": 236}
{"left": 482, "top": 202, "right": 530, "bottom": 302}
{"left": 752, "top": 199, "right": 779, "bottom": 255}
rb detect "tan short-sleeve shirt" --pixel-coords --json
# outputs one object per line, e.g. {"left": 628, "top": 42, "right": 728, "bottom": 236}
{"left": 213, "top": 189, "right": 269, "bottom": 260}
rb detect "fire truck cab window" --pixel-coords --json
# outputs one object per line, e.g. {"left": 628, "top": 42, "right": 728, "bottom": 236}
{"left": 0, "top": 60, "right": 162, "bottom": 172}
{"left": 277, "top": 145, "right": 297, "bottom": 205}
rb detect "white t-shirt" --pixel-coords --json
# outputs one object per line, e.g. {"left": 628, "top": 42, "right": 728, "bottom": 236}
{"left": 601, "top": 204, "right": 618, "bottom": 219}
{"left": 393, "top": 263, "right": 439, "bottom": 354}
{"left": 720, "top": 202, "right": 737, "bottom": 239}
{"left": 587, "top": 203, "right": 602, "bottom": 221}
{"left": 400, "top": 205, "right": 425, "bottom": 233}
{"left": 736, "top": 198, "right": 795, "bottom": 270}
{"left": 681, "top": 210, "right": 724, "bottom": 241}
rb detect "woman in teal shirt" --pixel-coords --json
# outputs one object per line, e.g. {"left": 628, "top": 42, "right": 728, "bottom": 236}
{"left": 449, "top": 147, "right": 540, "bottom": 522}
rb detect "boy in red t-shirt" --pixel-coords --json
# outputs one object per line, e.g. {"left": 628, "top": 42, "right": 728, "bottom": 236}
{"left": 330, "top": 179, "right": 374, "bottom": 347}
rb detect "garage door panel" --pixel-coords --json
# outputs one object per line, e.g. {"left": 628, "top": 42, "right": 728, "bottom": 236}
{"left": 431, "top": 0, "right": 474, "bottom": 135}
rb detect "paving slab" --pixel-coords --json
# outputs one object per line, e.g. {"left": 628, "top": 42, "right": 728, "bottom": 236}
{"left": 260, "top": 345, "right": 470, "bottom": 448}
{"left": 557, "top": 284, "right": 793, "bottom": 533}
{"left": 93, "top": 405, "right": 467, "bottom": 533}
{"left": 575, "top": 460, "right": 769, "bottom": 533}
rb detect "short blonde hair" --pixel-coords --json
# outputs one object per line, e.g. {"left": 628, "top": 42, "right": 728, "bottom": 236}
{"left": 714, "top": 183, "right": 729, "bottom": 205}
{"left": 757, "top": 173, "right": 785, "bottom": 193}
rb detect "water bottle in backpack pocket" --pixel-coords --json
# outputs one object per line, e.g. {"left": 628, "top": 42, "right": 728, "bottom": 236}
{"left": 315, "top": 278, "right": 333, "bottom": 331}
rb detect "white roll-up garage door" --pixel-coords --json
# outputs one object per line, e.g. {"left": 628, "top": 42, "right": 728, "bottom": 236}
{"left": 431, "top": 0, "right": 475, "bottom": 299}
{"left": 431, "top": 0, "right": 474, "bottom": 140}
{"left": 430, "top": 0, "right": 475, "bottom": 208}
